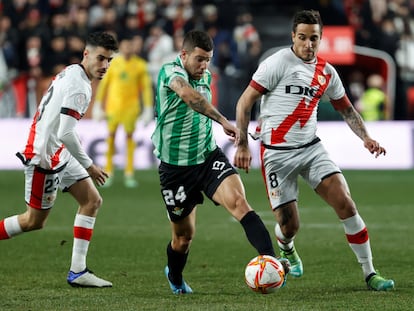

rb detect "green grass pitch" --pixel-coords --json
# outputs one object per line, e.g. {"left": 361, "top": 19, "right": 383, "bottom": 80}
{"left": 0, "top": 169, "right": 413, "bottom": 311}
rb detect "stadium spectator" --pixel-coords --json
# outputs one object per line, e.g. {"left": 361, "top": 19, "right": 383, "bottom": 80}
{"left": 144, "top": 22, "right": 173, "bottom": 87}
{"left": 357, "top": 74, "right": 390, "bottom": 121}
{"left": 151, "top": 29, "right": 286, "bottom": 295}
{"left": 112, "top": 0, "right": 128, "bottom": 21}
{"left": 233, "top": 11, "right": 262, "bottom": 120}
{"left": 347, "top": 70, "right": 365, "bottom": 104}
{"left": 1, "top": 0, "right": 414, "bottom": 120}
{"left": 2, "top": 0, "right": 31, "bottom": 31}
{"left": 88, "top": 0, "right": 112, "bottom": 31}
{"left": 0, "top": 42, "right": 15, "bottom": 117}
{"left": 42, "top": 34, "right": 70, "bottom": 77}
{"left": 376, "top": 17, "right": 400, "bottom": 61}
{"left": 22, "top": 34, "right": 43, "bottom": 117}
{"left": 67, "top": 33, "right": 87, "bottom": 64}
{"left": 234, "top": 10, "right": 395, "bottom": 291}
{"left": 0, "top": 32, "right": 118, "bottom": 288}
{"left": 122, "top": 12, "right": 141, "bottom": 37}
{"left": 119, "top": 14, "right": 147, "bottom": 57}
{"left": 93, "top": 33, "right": 154, "bottom": 188}
{"left": 48, "top": 7, "right": 71, "bottom": 39}
{"left": 0, "top": 15, "right": 18, "bottom": 70}
{"left": 160, "top": 30, "right": 184, "bottom": 64}
{"left": 0, "top": 14, "right": 18, "bottom": 117}
{"left": 202, "top": 4, "right": 240, "bottom": 120}
{"left": 163, "top": 0, "right": 195, "bottom": 37}
{"left": 18, "top": 7, "right": 50, "bottom": 70}
{"left": 126, "top": 0, "right": 157, "bottom": 36}
{"left": 68, "top": 7, "right": 89, "bottom": 41}
{"left": 234, "top": 12, "right": 261, "bottom": 57}
{"left": 131, "top": 31, "right": 146, "bottom": 57}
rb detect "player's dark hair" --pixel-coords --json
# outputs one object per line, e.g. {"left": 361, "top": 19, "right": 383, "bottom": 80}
{"left": 182, "top": 30, "right": 214, "bottom": 52}
{"left": 292, "top": 10, "right": 323, "bottom": 34}
{"left": 86, "top": 32, "right": 118, "bottom": 52}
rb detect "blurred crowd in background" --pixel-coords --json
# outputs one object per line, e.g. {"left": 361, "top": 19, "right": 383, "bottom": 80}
{"left": 1, "top": 0, "right": 414, "bottom": 120}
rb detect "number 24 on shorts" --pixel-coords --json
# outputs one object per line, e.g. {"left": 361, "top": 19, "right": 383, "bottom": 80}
{"left": 162, "top": 186, "right": 187, "bottom": 206}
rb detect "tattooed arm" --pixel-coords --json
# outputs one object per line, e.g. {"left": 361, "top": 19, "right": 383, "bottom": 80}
{"left": 339, "top": 105, "right": 370, "bottom": 140}
{"left": 338, "top": 104, "right": 386, "bottom": 158}
{"left": 169, "top": 75, "right": 239, "bottom": 141}
{"left": 170, "top": 75, "right": 224, "bottom": 123}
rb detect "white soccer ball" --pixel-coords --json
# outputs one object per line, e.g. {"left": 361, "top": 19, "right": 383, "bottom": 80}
{"left": 244, "top": 255, "right": 286, "bottom": 294}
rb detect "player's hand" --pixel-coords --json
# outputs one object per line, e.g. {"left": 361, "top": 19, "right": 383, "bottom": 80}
{"left": 364, "top": 138, "right": 386, "bottom": 158}
{"left": 140, "top": 106, "right": 154, "bottom": 126}
{"left": 87, "top": 164, "right": 109, "bottom": 186}
{"left": 233, "top": 145, "right": 252, "bottom": 173}
{"left": 92, "top": 102, "right": 105, "bottom": 121}
{"left": 221, "top": 120, "right": 240, "bottom": 145}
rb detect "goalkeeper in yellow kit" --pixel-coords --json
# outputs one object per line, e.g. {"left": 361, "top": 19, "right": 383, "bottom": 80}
{"left": 93, "top": 34, "right": 154, "bottom": 187}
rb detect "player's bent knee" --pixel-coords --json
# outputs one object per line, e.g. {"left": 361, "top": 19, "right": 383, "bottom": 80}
{"left": 233, "top": 192, "right": 249, "bottom": 209}
{"left": 91, "top": 195, "right": 103, "bottom": 210}
{"left": 334, "top": 197, "right": 357, "bottom": 218}
{"left": 174, "top": 236, "right": 192, "bottom": 252}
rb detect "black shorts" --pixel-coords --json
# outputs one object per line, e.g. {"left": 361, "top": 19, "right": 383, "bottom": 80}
{"left": 159, "top": 147, "right": 238, "bottom": 222}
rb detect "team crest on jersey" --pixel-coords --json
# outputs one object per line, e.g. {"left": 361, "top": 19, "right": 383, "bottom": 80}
{"left": 74, "top": 93, "right": 87, "bottom": 112}
{"left": 270, "top": 188, "right": 281, "bottom": 199}
{"left": 197, "top": 85, "right": 209, "bottom": 100}
{"left": 317, "top": 75, "right": 326, "bottom": 86}
{"left": 45, "top": 194, "right": 56, "bottom": 203}
{"left": 172, "top": 207, "right": 184, "bottom": 216}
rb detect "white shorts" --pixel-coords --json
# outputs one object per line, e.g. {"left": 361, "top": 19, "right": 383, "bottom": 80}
{"left": 24, "top": 157, "right": 89, "bottom": 209}
{"left": 260, "top": 140, "right": 341, "bottom": 210}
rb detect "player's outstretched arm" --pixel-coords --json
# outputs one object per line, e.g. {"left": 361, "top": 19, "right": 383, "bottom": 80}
{"left": 169, "top": 75, "right": 239, "bottom": 142}
{"left": 339, "top": 105, "right": 386, "bottom": 158}
{"left": 234, "top": 86, "right": 262, "bottom": 173}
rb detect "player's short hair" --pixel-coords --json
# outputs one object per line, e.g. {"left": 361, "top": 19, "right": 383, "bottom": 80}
{"left": 292, "top": 10, "right": 323, "bottom": 34}
{"left": 182, "top": 30, "right": 214, "bottom": 53}
{"left": 86, "top": 32, "right": 118, "bottom": 52}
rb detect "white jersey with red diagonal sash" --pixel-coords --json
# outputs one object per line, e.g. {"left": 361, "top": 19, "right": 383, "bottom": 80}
{"left": 18, "top": 64, "right": 92, "bottom": 170}
{"left": 251, "top": 47, "right": 345, "bottom": 148}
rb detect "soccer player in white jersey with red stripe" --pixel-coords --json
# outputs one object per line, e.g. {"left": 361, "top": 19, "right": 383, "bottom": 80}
{"left": 234, "top": 10, "right": 394, "bottom": 291}
{"left": 0, "top": 32, "right": 118, "bottom": 287}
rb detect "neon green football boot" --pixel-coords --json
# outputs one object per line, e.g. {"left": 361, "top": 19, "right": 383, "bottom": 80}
{"left": 366, "top": 272, "right": 395, "bottom": 291}
{"left": 124, "top": 175, "right": 138, "bottom": 188}
{"left": 280, "top": 246, "right": 303, "bottom": 278}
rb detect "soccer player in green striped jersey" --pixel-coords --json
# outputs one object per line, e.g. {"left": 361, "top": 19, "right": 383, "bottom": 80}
{"left": 151, "top": 30, "right": 285, "bottom": 294}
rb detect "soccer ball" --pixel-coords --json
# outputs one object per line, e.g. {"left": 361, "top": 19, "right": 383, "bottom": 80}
{"left": 244, "top": 255, "right": 286, "bottom": 294}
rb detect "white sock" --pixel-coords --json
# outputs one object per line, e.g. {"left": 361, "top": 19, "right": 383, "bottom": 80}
{"left": 4, "top": 215, "right": 23, "bottom": 237}
{"left": 341, "top": 214, "right": 375, "bottom": 278}
{"left": 70, "top": 214, "right": 96, "bottom": 273}
{"left": 275, "top": 223, "right": 294, "bottom": 252}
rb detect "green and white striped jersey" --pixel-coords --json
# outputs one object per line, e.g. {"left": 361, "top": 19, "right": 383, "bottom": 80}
{"left": 151, "top": 56, "right": 217, "bottom": 166}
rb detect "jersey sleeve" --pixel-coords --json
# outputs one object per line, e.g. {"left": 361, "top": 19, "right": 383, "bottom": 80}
{"left": 165, "top": 63, "right": 189, "bottom": 87}
{"left": 58, "top": 78, "right": 93, "bottom": 168}
{"left": 324, "top": 64, "right": 346, "bottom": 100}
{"left": 251, "top": 52, "right": 283, "bottom": 93}
{"left": 57, "top": 114, "right": 93, "bottom": 168}
{"left": 330, "top": 94, "right": 352, "bottom": 111}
